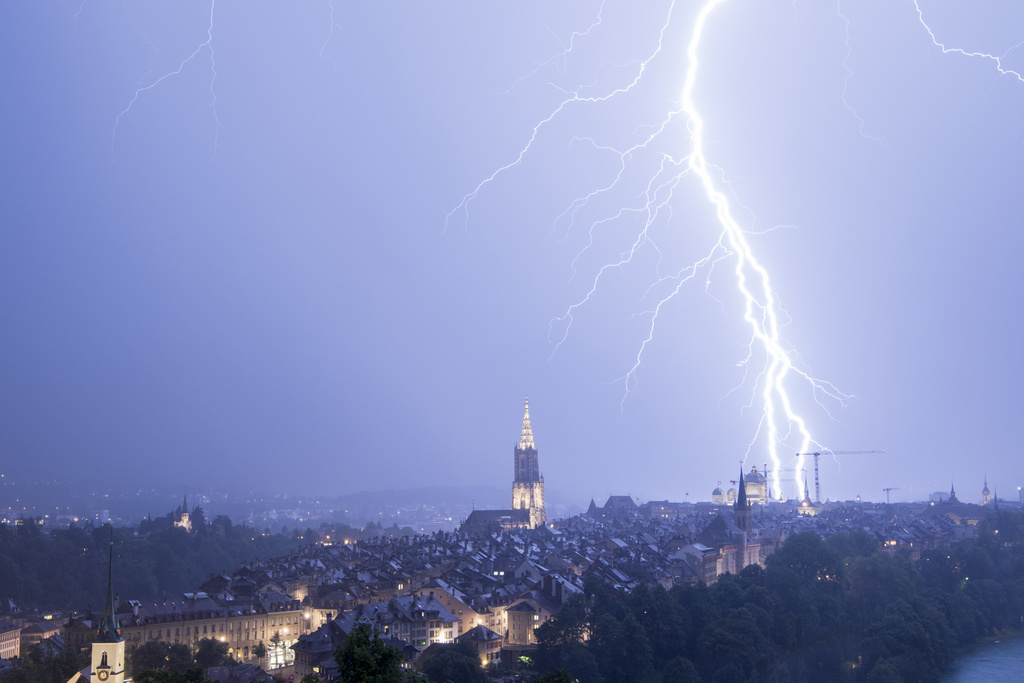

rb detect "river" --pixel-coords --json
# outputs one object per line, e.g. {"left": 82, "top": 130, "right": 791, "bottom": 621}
{"left": 945, "top": 637, "right": 1024, "bottom": 682}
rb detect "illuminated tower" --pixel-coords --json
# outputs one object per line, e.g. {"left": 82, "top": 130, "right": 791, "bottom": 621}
{"left": 174, "top": 491, "right": 191, "bottom": 532}
{"left": 511, "top": 398, "right": 545, "bottom": 528}
{"left": 91, "top": 538, "right": 125, "bottom": 683}
{"left": 982, "top": 476, "right": 991, "bottom": 505}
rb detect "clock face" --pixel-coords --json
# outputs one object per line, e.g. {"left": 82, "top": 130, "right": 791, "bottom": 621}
{"left": 98, "top": 670, "right": 109, "bottom": 681}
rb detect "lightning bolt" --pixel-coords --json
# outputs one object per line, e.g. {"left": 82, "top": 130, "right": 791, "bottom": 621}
{"left": 503, "top": 2, "right": 607, "bottom": 95}
{"left": 912, "top": 0, "right": 1024, "bottom": 84}
{"left": 73, "top": 0, "right": 90, "bottom": 29}
{"left": 112, "top": 0, "right": 220, "bottom": 161}
{"left": 681, "top": 0, "right": 830, "bottom": 499}
{"left": 449, "top": 0, "right": 864, "bottom": 501}
{"left": 123, "top": 3, "right": 161, "bottom": 89}
{"left": 444, "top": 3, "right": 675, "bottom": 235}
{"left": 835, "top": 1, "right": 883, "bottom": 143}
{"left": 320, "top": 0, "right": 342, "bottom": 67}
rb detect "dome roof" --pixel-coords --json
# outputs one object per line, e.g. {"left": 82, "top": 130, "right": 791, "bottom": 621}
{"left": 712, "top": 487, "right": 723, "bottom": 495}
{"left": 746, "top": 466, "right": 766, "bottom": 483}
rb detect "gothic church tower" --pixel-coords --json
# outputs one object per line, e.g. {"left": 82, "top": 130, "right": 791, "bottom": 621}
{"left": 511, "top": 398, "right": 546, "bottom": 528}
{"left": 733, "top": 467, "right": 752, "bottom": 533}
{"left": 91, "top": 538, "right": 125, "bottom": 683}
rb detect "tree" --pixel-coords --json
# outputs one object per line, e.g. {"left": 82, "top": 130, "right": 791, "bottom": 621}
{"left": 335, "top": 623, "right": 411, "bottom": 683}
{"left": 767, "top": 532, "right": 845, "bottom": 585}
{"left": 211, "top": 515, "right": 232, "bottom": 536}
{"left": 253, "top": 642, "right": 268, "bottom": 659}
{"left": 191, "top": 507, "right": 207, "bottom": 534}
{"left": 129, "top": 641, "right": 185, "bottom": 676}
{"left": 134, "top": 664, "right": 211, "bottom": 683}
{"left": 194, "top": 638, "right": 233, "bottom": 668}
{"left": 535, "top": 671, "right": 574, "bottom": 683}
{"left": 417, "top": 641, "right": 488, "bottom": 683}
{"left": 270, "top": 631, "right": 283, "bottom": 667}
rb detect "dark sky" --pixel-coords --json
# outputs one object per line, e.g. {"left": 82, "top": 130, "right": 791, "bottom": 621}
{"left": 2, "top": 1, "right": 1023, "bottom": 505}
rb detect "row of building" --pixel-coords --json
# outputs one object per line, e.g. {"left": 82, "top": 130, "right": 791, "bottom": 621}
{"left": 0, "top": 487, "right": 1001, "bottom": 680}
{"left": 2, "top": 400, "right": 1011, "bottom": 680}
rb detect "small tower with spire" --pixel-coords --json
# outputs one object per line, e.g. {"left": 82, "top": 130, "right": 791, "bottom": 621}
{"left": 798, "top": 476, "right": 819, "bottom": 516}
{"left": 511, "top": 398, "right": 546, "bottom": 528}
{"left": 982, "top": 476, "right": 991, "bottom": 506}
{"left": 91, "top": 534, "right": 125, "bottom": 683}
{"left": 947, "top": 481, "right": 960, "bottom": 505}
{"left": 174, "top": 491, "right": 192, "bottom": 532}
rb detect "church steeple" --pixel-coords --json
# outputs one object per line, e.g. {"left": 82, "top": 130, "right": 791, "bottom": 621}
{"left": 735, "top": 467, "right": 748, "bottom": 509}
{"left": 734, "top": 466, "right": 752, "bottom": 532}
{"left": 96, "top": 533, "right": 121, "bottom": 643}
{"left": 511, "top": 397, "right": 544, "bottom": 528}
{"left": 519, "top": 398, "right": 535, "bottom": 450}
{"left": 174, "top": 490, "right": 193, "bottom": 532}
{"left": 947, "top": 481, "right": 960, "bottom": 504}
{"left": 91, "top": 530, "right": 126, "bottom": 683}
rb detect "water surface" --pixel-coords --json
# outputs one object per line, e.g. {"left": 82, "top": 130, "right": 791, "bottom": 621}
{"left": 945, "top": 637, "right": 1024, "bottom": 682}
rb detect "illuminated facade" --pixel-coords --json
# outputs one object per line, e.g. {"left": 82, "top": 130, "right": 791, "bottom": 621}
{"left": 117, "top": 594, "right": 302, "bottom": 663}
{"left": 743, "top": 466, "right": 769, "bottom": 505}
{"left": 713, "top": 466, "right": 769, "bottom": 505}
{"left": 511, "top": 398, "right": 545, "bottom": 529}
{"left": 460, "top": 398, "right": 547, "bottom": 535}
{"left": 174, "top": 492, "right": 192, "bottom": 532}
{"left": 0, "top": 622, "right": 20, "bottom": 660}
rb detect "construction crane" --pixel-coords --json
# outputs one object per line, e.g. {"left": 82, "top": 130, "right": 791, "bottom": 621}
{"left": 795, "top": 450, "right": 885, "bottom": 503}
{"left": 883, "top": 487, "right": 900, "bottom": 505}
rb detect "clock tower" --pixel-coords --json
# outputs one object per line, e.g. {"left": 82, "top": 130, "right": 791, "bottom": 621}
{"left": 91, "top": 538, "right": 125, "bottom": 683}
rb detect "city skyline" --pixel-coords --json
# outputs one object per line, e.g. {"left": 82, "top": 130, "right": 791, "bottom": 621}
{"left": 2, "top": 2, "right": 1023, "bottom": 505}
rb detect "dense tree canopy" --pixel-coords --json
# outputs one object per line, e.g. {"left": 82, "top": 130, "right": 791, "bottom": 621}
{"left": 535, "top": 515, "right": 1024, "bottom": 683}
{"left": 416, "top": 641, "right": 488, "bottom": 683}
{"left": 0, "top": 519, "right": 300, "bottom": 610}
{"left": 334, "top": 623, "right": 414, "bottom": 683}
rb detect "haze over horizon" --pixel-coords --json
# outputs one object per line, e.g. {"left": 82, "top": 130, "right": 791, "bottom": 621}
{"left": 2, "top": 1, "right": 1023, "bottom": 506}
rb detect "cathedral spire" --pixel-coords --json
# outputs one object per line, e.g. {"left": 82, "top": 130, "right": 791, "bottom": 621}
{"left": 512, "top": 397, "right": 544, "bottom": 528}
{"left": 518, "top": 397, "right": 535, "bottom": 450}
{"left": 96, "top": 531, "right": 121, "bottom": 643}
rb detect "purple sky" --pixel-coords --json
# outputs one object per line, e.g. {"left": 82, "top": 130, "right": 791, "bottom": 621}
{"left": 2, "top": 1, "right": 1023, "bottom": 506}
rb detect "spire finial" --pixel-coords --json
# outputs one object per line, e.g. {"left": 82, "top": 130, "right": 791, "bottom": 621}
{"left": 518, "top": 397, "right": 535, "bottom": 450}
